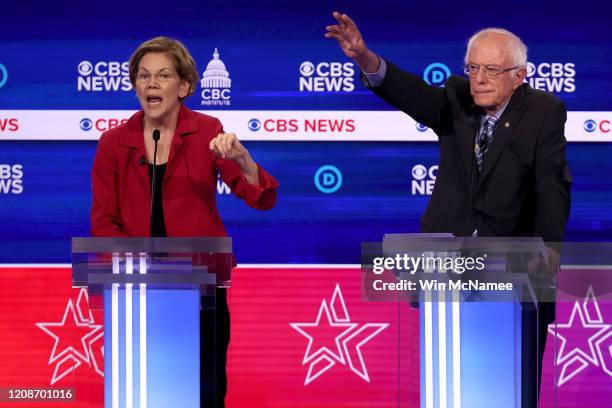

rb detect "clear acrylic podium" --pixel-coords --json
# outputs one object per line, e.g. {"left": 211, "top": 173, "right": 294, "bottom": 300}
{"left": 72, "top": 237, "right": 232, "bottom": 408}
{"left": 373, "top": 235, "right": 553, "bottom": 408}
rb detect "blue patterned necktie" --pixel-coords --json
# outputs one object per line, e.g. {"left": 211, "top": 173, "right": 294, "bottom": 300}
{"left": 475, "top": 116, "right": 498, "bottom": 172}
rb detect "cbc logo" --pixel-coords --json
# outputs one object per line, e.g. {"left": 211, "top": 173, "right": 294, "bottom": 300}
{"left": 314, "top": 165, "right": 342, "bottom": 194}
{"left": 248, "top": 119, "right": 261, "bottom": 131}
{"left": 200, "top": 48, "right": 231, "bottom": 107}
{"left": 0, "top": 63, "right": 7, "bottom": 88}
{"left": 584, "top": 119, "right": 610, "bottom": 133}
{"left": 423, "top": 63, "right": 451, "bottom": 87}
{"left": 416, "top": 123, "right": 428, "bottom": 132}
{"left": 412, "top": 164, "right": 437, "bottom": 195}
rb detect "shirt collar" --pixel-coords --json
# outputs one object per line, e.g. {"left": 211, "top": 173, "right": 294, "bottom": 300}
{"left": 481, "top": 99, "right": 510, "bottom": 126}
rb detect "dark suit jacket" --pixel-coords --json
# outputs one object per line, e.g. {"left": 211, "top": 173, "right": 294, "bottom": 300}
{"left": 372, "top": 61, "right": 571, "bottom": 242}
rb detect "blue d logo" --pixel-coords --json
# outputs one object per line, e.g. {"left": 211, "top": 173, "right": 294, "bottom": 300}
{"left": 0, "top": 63, "right": 8, "bottom": 88}
{"left": 314, "top": 165, "right": 342, "bottom": 194}
{"left": 423, "top": 63, "right": 451, "bottom": 86}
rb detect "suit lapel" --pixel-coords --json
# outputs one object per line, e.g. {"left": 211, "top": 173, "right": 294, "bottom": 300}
{"left": 456, "top": 114, "right": 480, "bottom": 179}
{"left": 451, "top": 77, "right": 482, "bottom": 182}
{"left": 167, "top": 105, "right": 199, "bottom": 172}
{"left": 119, "top": 111, "right": 150, "bottom": 192}
{"left": 118, "top": 106, "right": 199, "bottom": 192}
{"left": 475, "top": 84, "right": 529, "bottom": 193}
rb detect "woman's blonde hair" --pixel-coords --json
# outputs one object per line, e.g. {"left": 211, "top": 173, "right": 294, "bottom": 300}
{"left": 129, "top": 36, "right": 199, "bottom": 99}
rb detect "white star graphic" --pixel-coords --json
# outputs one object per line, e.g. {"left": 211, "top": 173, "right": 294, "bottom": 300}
{"left": 290, "top": 284, "right": 389, "bottom": 385}
{"left": 36, "top": 299, "right": 92, "bottom": 365}
{"left": 552, "top": 302, "right": 608, "bottom": 366}
{"left": 548, "top": 286, "right": 611, "bottom": 386}
{"left": 291, "top": 300, "right": 357, "bottom": 366}
{"left": 36, "top": 288, "right": 104, "bottom": 384}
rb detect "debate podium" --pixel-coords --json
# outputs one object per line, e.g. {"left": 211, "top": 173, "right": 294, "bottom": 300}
{"left": 71, "top": 237, "right": 232, "bottom": 408}
{"left": 379, "top": 235, "right": 553, "bottom": 408}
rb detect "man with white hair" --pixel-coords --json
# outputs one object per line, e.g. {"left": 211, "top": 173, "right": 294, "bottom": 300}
{"left": 326, "top": 12, "right": 570, "bottom": 241}
{"left": 327, "top": 11, "right": 571, "bottom": 406}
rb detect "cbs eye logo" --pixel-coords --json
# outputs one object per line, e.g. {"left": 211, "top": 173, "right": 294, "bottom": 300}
{"left": 248, "top": 118, "right": 261, "bottom": 131}
{"left": 78, "top": 61, "right": 93, "bottom": 76}
{"left": 416, "top": 123, "right": 428, "bottom": 132}
{"left": 299, "top": 62, "right": 315, "bottom": 77}
{"left": 584, "top": 119, "right": 610, "bottom": 133}
{"left": 411, "top": 164, "right": 438, "bottom": 196}
{"left": 80, "top": 118, "right": 93, "bottom": 131}
{"left": 411, "top": 164, "right": 428, "bottom": 180}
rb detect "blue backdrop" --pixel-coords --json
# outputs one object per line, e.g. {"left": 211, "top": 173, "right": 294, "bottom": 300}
{"left": 0, "top": 0, "right": 610, "bottom": 263}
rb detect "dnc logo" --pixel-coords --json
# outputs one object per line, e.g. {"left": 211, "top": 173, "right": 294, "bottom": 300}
{"left": 0, "top": 63, "right": 8, "bottom": 88}
{"left": 314, "top": 165, "right": 342, "bottom": 194}
{"left": 423, "top": 63, "right": 451, "bottom": 87}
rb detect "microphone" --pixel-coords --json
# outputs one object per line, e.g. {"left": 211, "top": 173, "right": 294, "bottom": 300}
{"left": 150, "top": 129, "right": 161, "bottom": 235}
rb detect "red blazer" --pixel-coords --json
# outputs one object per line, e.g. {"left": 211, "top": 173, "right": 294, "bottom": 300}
{"left": 91, "top": 105, "right": 278, "bottom": 237}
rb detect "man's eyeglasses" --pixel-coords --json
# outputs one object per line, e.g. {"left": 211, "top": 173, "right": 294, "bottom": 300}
{"left": 136, "top": 71, "right": 178, "bottom": 83}
{"left": 463, "top": 64, "right": 518, "bottom": 78}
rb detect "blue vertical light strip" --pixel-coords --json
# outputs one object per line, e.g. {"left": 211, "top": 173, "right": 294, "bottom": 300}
{"left": 443, "top": 299, "right": 455, "bottom": 408}
{"left": 103, "top": 257, "right": 200, "bottom": 407}
{"left": 118, "top": 286, "right": 126, "bottom": 408}
{"left": 111, "top": 254, "right": 120, "bottom": 408}
{"left": 139, "top": 254, "right": 148, "bottom": 408}
{"left": 421, "top": 285, "right": 525, "bottom": 408}
{"left": 451, "top": 294, "right": 461, "bottom": 408}
{"left": 432, "top": 298, "right": 439, "bottom": 408}
{"left": 438, "top": 290, "right": 447, "bottom": 408}
{"left": 104, "top": 287, "right": 112, "bottom": 408}
{"left": 422, "top": 282, "right": 452, "bottom": 408}
{"left": 132, "top": 282, "right": 141, "bottom": 408}
{"left": 421, "top": 290, "right": 434, "bottom": 408}
{"left": 147, "top": 288, "right": 200, "bottom": 407}
{"left": 105, "top": 284, "right": 128, "bottom": 408}
{"left": 459, "top": 302, "right": 518, "bottom": 408}
{"left": 125, "top": 254, "right": 134, "bottom": 408}
{"left": 513, "top": 300, "right": 522, "bottom": 408}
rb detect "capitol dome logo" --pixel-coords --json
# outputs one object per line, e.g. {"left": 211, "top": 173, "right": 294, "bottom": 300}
{"left": 200, "top": 48, "right": 231, "bottom": 107}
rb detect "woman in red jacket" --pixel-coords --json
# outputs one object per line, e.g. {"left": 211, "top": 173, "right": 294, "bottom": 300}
{"left": 91, "top": 37, "right": 278, "bottom": 237}
{"left": 90, "top": 36, "right": 278, "bottom": 407}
